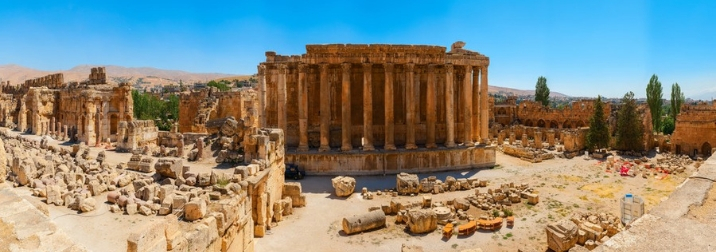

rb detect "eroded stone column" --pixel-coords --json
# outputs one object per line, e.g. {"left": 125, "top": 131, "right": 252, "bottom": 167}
{"left": 319, "top": 63, "right": 331, "bottom": 152}
{"left": 426, "top": 64, "right": 437, "bottom": 148}
{"left": 405, "top": 63, "right": 417, "bottom": 150}
{"left": 445, "top": 64, "right": 456, "bottom": 148}
{"left": 277, "top": 64, "right": 288, "bottom": 136}
{"left": 463, "top": 65, "right": 474, "bottom": 146}
{"left": 341, "top": 63, "right": 352, "bottom": 152}
{"left": 472, "top": 66, "right": 481, "bottom": 143}
{"left": 258, "top": 65, "right": 267, "bottom": 127}
{"left": 384, "top": 63, "right": 396, "bottom": 150}
{"left": 362, "top": 63, "right": 374, "bottom": 151}
{"left": 481, "top": 66, "right": 489, "bottom": 143}
{"left": 297, "top": 64, "right": 309, "bottom": 152}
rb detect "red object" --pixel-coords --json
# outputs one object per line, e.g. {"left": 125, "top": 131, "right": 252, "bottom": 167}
{"left": 620, "top": 166, "right": 630, "bottom": 176}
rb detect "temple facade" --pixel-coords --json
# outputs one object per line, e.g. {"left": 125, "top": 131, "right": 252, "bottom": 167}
{"left": 257, "top": 42, "right": 496, "bottom": 174}
{"left": 0, "top": 67, "right": 133, "bottom": 145}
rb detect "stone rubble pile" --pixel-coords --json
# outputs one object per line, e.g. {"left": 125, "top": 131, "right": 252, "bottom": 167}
{"left": 546, "top": 212, "right": 625, "bottom": 251}
{"left": 605, "top": 154, "right": 696, "bottom": 178}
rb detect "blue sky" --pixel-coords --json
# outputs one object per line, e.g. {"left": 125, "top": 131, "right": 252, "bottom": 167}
{"left": 1, "top": 1, "right": 715, "bottom": 99}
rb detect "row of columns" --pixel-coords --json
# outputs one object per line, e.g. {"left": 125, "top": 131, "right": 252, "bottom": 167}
{"left": 266, "top": 62, "right": 488, "bottom": 152}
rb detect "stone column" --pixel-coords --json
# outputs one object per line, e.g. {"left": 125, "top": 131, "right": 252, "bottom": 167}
{"left": 521, "top": 134, "right": 529, "bottom": 147}
{"left": 297, "top": 64, "right": 309, "bottom": 152}
{"left": 50, "top": 117, "right": 55, "bottom": 135}
{"left": 405, "top": 63, "right": 417, "bottom": 150}
{"left": 362, "top": 63, "right": 374, "bottom": 151}
{"left": 277, "top": 64, "right": 288, "bottom": 139}
{"left": 258, "top": 65, "right": 267, "bottom": 127}
{"left": 472, "top": 66, "right": 481, "bottom": 143}
{"left": 426, "top": 64, "right": 437, "bottom": 148}
{"left": 444, "top": 64, "right": 456, "bottom": 148}
{"left": 319, "top": 64, "right": 331, "bottom": 152}
{"left": 384, "top": 63, "right": 396, "bottom": 150}
{"left": 341, "top": 63, "right": 352, "bottom": 152}
{"left": 547, "top": 130, "right": 556, "bottom": 147}
{"left": 463, "top": 65, "right": 474, "bottom": 146}
{"left": 481, "top": 66, "right": 489, "bottom": 143}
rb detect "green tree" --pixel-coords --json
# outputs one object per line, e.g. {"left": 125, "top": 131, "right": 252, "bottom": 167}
{"left": 207, "top": 80, "right": 230, "bottom": 91}
{"left": 132, "top": 89, "right": 179, "bottom": 131}
{"left": 646, "top": 74, "right": 663, "bottom": 132}
{"left": 662, "top": 116, "right": 675, "bottom": 135}
{"left": 670, "top": 82, "right": 684, "bottom": 121}
{"left": 535, "top": 76, "right": 550, "bottom": 107}
{"left": 586, "top": 96, "right": 610, "bottom": 152}
{"left": 615, "top": 91, "right": 645, "bottom": 151}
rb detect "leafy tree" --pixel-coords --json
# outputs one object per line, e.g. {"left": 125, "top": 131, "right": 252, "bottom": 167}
{"left": 535, "top": 76, "right": 550, "bottom": 107}
{"left": 132, "top": 90, "right": 179, "bottom": 131}
{"left": 207, "top": 80, "right": 230, "bottom": 91}
{"left": 586, "top": 96, "right": 610, "bottom": 152}
{"left": 646, "top": 74, "right": 663, "bottom": 132}
{"left": 670, "top": 82, "right": 684, "bottom": 121}
{"left": 615, "top": 91, "right": 645, "bottom": 151}
{"left": 661, "top": 116, "right": 675, "bottom": 135}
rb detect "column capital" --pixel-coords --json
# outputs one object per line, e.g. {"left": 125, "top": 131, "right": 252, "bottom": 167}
{"left": 342, "top": 62, "right": 351, "bottom": 72}
{"left": 278, "top": 64, "right": 288, "bottom": 74}
{"left": 406, "top": 63, "right": 415, "bottom": 72}
{"left": 319, "top": 63, "right": 329, "bottom": 71}
{"left": 427, "top": 64, "right": 435, "bottom": 71}
{"left": 362, "top": 62, "right": 372, "bottom": 71}
{"left": 257, "top": 64, "right": 267, "bottom": 75}
{"left": 298, "top": 63, "right": 308, "bottom": 73}
{"left": 384, "top": 63, "right": 394, "bottom": 71}
{"left": 445, "top": 64, "right": 454, "bottom": 74}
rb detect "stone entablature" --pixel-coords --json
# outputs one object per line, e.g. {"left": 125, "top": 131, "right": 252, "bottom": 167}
{"left": 493, "top": 98, "right": 610, "bottom": 129}
{"left": 259, "top": 41, "right": 491, "bottom": 153}
{"left": 116, "top": 120, "right": 159, "bottom": 152}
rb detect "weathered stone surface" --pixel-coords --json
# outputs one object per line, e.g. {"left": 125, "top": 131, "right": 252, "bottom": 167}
{"left": 546, "top": 219, "right": 578, "bottom": 252}
{"left": 331, "top": 176, "right": 356, "bottom": 197}
{"left": 184, "top": 199, "right": 207, "bottom": 221}
{"left": 79, "top": 197, "right": 96, "bottom": 212}
{"left": 127, "top": 218, "right": 168, "bottom": 252}
{"left": 406, "top": 209, "right": 438, "bottom": 234}
{"left": 397, "top": 172, "right": 420, "bottom": 195}
{"left": 454, "top": 197, "right": 470, "bottom": 211}
{"left": 342, "top": 210, "right": 386, "bottom": 235}
{"left": 155, "top": 158, "right": 184, "bottom": 179}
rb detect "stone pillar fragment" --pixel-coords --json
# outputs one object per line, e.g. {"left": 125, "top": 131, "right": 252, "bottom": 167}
{"left": 425, "top": 64, "right": 437, "bottom": 148}
{"left": 472, "top": 67, "right": 480, "bottom": 143}
{"left": 277, "top": 65, "right": 288, "bottom": 138}
{"left": 480, "top": 66, "right": 489, "bottom": 143}
{"left": 362, "top": 63, "right": 374, "bottom": 151}
{"left": 522, "top": 134, "right": 529, "bottom": 147}
{"left": 444, "top": 64, "right": 456, "bottom": 147}
{"left": 384, "top": 63, "right": 396, "bottom": 150}
{"left": 319, "top": 64, "right": 330, "bottom": 152}
{"left": 297, "top": 64, "right": 309, "bottom": 152}
{"left": 405, "top": 63, "right": 417, "bottom": 150}
{"left": 463, "top": 65, "right": 474, "bottom": 146}
{"left": 535, "top": 131, "right": 543, "bottom": 149}
{"left": 547, "top": 130, "right": 556, "bottom": 147}
{"left": 341, "top": 63, "right": 352, "bottom": 152}
{"left": 258, "top": 65, "right": 267, "bottom": 127}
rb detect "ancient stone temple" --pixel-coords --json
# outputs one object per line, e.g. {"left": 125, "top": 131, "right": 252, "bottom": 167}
{"left": 257, "top": 42, "right": 495, "bottom": 174}
{"left": 0, "top": 67, "right": 133, "bottom": 145}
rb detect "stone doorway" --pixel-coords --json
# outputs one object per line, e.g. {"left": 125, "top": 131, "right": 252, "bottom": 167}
{"left": 110, "top": 114, "right": 119, "bottom": 135}
{"left": 702, "top": 142, "right": 712, "bottom": 158}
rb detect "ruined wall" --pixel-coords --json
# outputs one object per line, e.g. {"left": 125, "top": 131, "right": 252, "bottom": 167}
{"left": 0, "top": 68, "right": 133, "bottom": 145}
{"left": 179, "top": 88, "right": 258, "bottom": 133}
{"left": 116, "top": 120, "right": 158, "bottom": 152}
{"left": 671, "top": 101, "right": 716, "bottom": 157}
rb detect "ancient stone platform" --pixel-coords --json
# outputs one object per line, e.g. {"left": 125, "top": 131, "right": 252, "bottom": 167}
{"left": 286, "top": 145, "right": 496, "bottom": 175}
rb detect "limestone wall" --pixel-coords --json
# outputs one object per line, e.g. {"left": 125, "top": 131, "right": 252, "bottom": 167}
{"left": 286, "top": 146, "right": 496, "bottom": 175}
{"left": 671, "top": 101, "right": 716, "bottom": 157}
{"left": 116, "top": 120, "right": 158, "bottom": 152}
{"left": 179, "top": 88, "right": 258, "bottom": 133}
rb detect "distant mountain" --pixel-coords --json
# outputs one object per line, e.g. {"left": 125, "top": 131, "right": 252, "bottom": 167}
{"left": 0, "top": 64, "right": 235, "bottom": 87}
{"left": 489, "top": 85, "right": 570, "bottom": 98}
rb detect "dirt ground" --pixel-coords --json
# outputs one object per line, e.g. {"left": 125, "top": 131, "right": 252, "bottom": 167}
{"left": 3, "top": 130, "right": 693, "bottom": 252}
{"left": 254, "top": 151, "right": 692, "bottom": 252}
